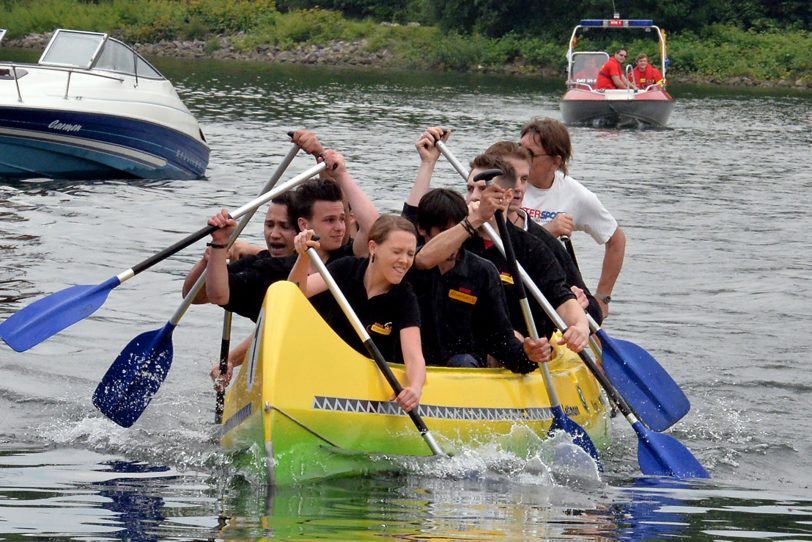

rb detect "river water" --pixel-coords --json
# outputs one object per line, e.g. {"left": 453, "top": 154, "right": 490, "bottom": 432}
{"left": 1, "top": 52, "right": 811, "bottom": 540}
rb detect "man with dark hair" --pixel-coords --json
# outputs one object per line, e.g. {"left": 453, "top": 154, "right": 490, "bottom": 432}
{"left": 484, "top": 140, "right": 604, "bottom": 325}
{"left": 403, "top": 188, "right": 551, "bottom": 372}
{"left": 407, "top": 127, "right": 589, "bottom": 355}
{"left": 193, "top": 132, "right": 379, "bottom": 388}
{"left": 596, "top": 47, "right": 632, "bottom": 90}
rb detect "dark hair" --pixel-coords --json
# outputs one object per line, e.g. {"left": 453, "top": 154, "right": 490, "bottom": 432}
{"left": 520, "top": 117, "right": 572, "bottom": 175}
{"left": 290, "top": 178, "right": 344, "bottom": 232}
{"left": 469, "top": 153, "right": 517, "bottom": 188}
{"left": 368, "top": 214, "right": 417, "bottom": 245}
{"left": 271, "top": 192, "right": 291, "bottom": 207}
{"left": 484, "top": 141, "right": 531, "bottom": 163}
{"left": 416, "top": 188, "right": 467, "bottom": 233}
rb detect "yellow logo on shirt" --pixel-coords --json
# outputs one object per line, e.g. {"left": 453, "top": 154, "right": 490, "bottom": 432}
{"left": 448, "top": 288, "right": 477, "bottom": 305}
{"left": 370, "top": 322, "right": 392, "bottom": 336}
{"left": 499, "top": 272, "right": 514, "bottom": 285}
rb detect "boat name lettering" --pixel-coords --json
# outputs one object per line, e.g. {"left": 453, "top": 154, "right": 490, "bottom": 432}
{"left": 48, "top": 120, "right": 82, "bottom": 133}
{"left": 175, "top": 149, "right": 206, "bottom": 171}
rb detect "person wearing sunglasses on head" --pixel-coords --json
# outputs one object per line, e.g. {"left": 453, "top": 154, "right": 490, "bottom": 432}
{"left": 595, "top": 47, "right": 633, "bottom": 90}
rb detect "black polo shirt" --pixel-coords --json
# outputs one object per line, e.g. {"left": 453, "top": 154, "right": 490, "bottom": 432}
{"left": 318, "top": 256, "right": 421, "bottom": 361}
{"left": 525, "top": 218, "right": 604, "bottom": 325}
{"left": 464, "top": 223, "right": 575, "bottom": 339}
{"left": 408, "top": 250, "right": 537, "bottom": 374}
{"left": 221, "top": 243, "right": 356, "bottom": 322}
{"left": 222, "top": 253, "right": 296, "bottom": 321}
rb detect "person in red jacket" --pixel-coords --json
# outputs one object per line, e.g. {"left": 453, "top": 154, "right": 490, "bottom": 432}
{"left": 631, "top": 53, "right": 664, "bottom": 89}
{"left": 595, "top": 48, "right": 632, "bottom": 90}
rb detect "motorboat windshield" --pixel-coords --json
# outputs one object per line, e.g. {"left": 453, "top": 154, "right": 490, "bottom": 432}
{"left": 39, "top": 29, "right": 163, "bottom": 79}
{"left": 569, "top": 51, "right": 609, "bottom": 89}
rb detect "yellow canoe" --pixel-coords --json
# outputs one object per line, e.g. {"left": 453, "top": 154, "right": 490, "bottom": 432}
{"left": 220, "top": 281, "right": 611, "bottom": 485}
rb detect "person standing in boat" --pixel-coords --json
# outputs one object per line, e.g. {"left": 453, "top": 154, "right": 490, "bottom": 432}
{"left": 289, "top": 215, "right": 425, "bottom": 413}
{"left": 519, "top": 117, "right": 626, "bottom": 319}
{"left": 484, "top": 140, "right": 604, "bottom": 326}
{"left": 595, "top": 48, "right": 632, "bottom": 90}
{"left": 631, "top": 53, "right": 664, "bottom": 89}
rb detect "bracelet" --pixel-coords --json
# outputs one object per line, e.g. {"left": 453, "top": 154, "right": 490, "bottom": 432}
{"left": 460, "top": 217, "right": 477, "bottom": 237}
{"left": 595, "top": 293, "right": 612, "bottom": 304}
{"left": 207, "top": 242, "right": 228, "bottom": 249}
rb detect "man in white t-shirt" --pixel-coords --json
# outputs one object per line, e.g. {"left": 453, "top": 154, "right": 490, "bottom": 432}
{"left": 519, "top": 117, "right": 626, "bottom": 318}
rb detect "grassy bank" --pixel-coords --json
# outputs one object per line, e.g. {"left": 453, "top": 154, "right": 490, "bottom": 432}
{"left": 2, "top": 0, "right": 810, "bottom": 85}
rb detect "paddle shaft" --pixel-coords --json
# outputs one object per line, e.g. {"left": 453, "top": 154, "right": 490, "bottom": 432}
{"left": 214, "top": 310, "right": 233, "bottom": 424}
{"left": 120, "top": 162, "right": 326, "bottom": 286}
{"left": 561, "top": 236, "right": 579, "bottom": 269}
{"left": 305, "top": 248, "right": 444, "bottom": 456}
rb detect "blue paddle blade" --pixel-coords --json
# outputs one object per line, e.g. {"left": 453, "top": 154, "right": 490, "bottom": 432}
{"left": 633, "top": 421, "right": 709, "bottom": 478}
{"left": 597, "top": 329, "right": 690, "bottom": 432}
{"left": 549, "top": 405, "right": 603, "bottom": 471}
{"left": 0, "top": 276, "right": 120, "bottom": 352}
{"left": 93, "top": 323, "right": 176, "bottom": 428}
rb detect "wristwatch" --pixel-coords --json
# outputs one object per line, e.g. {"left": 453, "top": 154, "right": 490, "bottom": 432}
{"left": 595, "top": 294, "right": 612, "bottom": 304}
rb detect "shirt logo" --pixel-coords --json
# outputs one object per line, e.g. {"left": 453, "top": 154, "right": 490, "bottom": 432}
{"left": 448, "top": 288, "right": 477, "bottom": 305}
{"left": 499, "top": 272, "right": 514, "bottom": 285}
{"left": 370, "top": 322, "right": 392, "bottom": 336}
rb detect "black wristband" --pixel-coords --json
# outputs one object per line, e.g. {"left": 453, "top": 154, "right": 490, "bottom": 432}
{"left": 207, "top": 242, "right": 227, "bottom": 249}
{"left": 460, "top": 217, "right": 477, "bottom": 237}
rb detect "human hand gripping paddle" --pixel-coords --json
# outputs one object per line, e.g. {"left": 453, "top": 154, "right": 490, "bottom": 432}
{"left": 436, "top": 139, "right": 688, "bottom": 432}
{"left": 475, "top": 169, "right": 602, "bottom": 468}
{"left": 90, "top": 152, "right": 322, "bottom": 428}
{"left": 480, "top": 222, "right": 709, "bottom": 478}
{"left": 302, "top": 237, "right": 445, "bottom": 457}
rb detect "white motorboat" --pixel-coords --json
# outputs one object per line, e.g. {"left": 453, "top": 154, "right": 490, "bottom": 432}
{"left": 0, "top": 29, "right": 209, "bottom": 180}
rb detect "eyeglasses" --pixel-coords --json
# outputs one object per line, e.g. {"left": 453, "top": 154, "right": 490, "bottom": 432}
{"left": 617, "top": 53, "right": 627, "bottom": 58}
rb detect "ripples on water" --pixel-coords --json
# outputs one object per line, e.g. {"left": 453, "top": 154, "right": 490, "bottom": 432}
{"left": 1, "top": 55, "right": 811, "bottom": 538}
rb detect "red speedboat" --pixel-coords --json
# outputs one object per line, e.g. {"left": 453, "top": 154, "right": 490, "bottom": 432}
{"left": 559, "top": 18, "right": 674, "bottom": 128}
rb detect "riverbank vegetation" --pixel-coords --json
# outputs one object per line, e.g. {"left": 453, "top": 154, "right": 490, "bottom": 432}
{"left": 2, "top": 0, "right": 810, "bottom": 86}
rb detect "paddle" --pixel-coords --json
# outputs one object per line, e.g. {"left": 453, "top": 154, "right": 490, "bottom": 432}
{"left": 561, "top": 236, "right": 579, "bottom": 269}
{"left": 92, "top": 150, "right": 317, "bottom": 428}
{"left": 481, "top": 222, "right": 709, "bottom": 478}
{"left": 560, "top": 225, "right": 690, "bottom": 432}
{"left": 0, "top": 161, "right": 325, "bottom": 354}
{"left": 214, "top": 311, "right": 233, "bottom": 424}
{"left": 436, "top": 139, "right": 688, "bottom": 432}
{"left": 304, "top": 244, "right": 445, "bottom": 457}
{"left": 476, "top": 168, "right": 601, "bottom": 467}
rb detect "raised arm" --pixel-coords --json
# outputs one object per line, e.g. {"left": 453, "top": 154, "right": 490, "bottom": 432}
{"left": 204, "top": 209, "right": 236, "bottom": 306}
{"left": 406, "top": 127, "right": 448, "bottom": 207}
{"left": 320, "top": 150, "right": 380, "bottom": 257}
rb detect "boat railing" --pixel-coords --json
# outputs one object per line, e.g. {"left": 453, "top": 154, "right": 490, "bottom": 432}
{"left": 0, "top": 62, "right": 125, "bottom": 103}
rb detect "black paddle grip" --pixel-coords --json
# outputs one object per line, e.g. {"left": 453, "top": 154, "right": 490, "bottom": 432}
{"left": 131, "top": 223, "right": 219, "bottom": 275}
